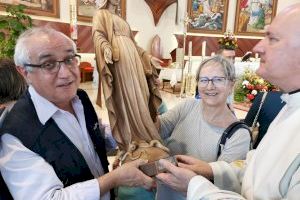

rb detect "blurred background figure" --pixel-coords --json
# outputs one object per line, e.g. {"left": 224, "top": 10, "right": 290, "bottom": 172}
{"left": 217, "top": 31, "right": 238, "bottom": 63}
{"left": 0, "top": 58, "right": 27, "bottom": 124}
{"left": 0, "top": 58, "right": 27, "bottom": 199}
{"left": 244, "top": 91, "right": 285, "bottom": 148}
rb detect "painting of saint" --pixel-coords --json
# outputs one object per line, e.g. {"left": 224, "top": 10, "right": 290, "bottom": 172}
{"left": 235, "top": 0, "right": 277, "bottom": 36}
{"left": 78, "top": 0, "right": 126, "bottom": 22}
{"left": 187, "top": 0, "right": 229, "bottom": 34}
{"left": 0, "top": 0, "right": 59, "bottom": 17}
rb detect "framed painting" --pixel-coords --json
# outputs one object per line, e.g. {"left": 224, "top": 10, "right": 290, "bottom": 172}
{"left": 77, "top": 0, "right": 126, "bottom": 22}
{"left": 0, "top": 0, "right": 59, "bottom": 18}
{"left": 187, "top": 0, "right": 229, "bottom": 34}
{"left": 234, "top": 0, "right": 278, "bottom": 36}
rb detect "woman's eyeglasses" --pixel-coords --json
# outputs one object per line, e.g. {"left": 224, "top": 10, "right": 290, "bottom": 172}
{"left": 198, "top": 76, "right": 227, "bottom": 87}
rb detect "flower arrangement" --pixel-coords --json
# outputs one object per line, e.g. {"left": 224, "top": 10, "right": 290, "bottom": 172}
{"left": 234, "top": 69, "right": 277, "bottom": 102}
{"left": 218, "top": 31, "right": 238, "bottom": 50}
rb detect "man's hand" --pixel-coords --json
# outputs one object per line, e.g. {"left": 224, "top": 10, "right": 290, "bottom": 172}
{"left": 98, "top": 159, "right": 155, "bottom": 196}
{"left": 176, "top": 155, "right": 213, "bottom": 180}
{"left": 104, "top": 47, "right": 113, "bottom": 64}
{"left": 156, "top": 159, "right": 197, "bottom": 194}
{"left": 114, "top": 159, "right": 155, "bottom": 189}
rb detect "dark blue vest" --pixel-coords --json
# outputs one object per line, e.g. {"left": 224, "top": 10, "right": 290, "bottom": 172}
{"left": 0, "top": 89, "right": 113, "bottom": 199}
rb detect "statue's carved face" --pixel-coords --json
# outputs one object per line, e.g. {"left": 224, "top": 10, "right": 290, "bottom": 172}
{"left": 109, "top": 0, "right": 119, "bottom": 6}
{"left": 81, "top": 0, "right": 96, "bottom": 5}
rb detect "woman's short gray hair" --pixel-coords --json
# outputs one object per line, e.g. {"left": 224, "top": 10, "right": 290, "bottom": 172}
{"left": 195, "top": 55, "right": 236, "bottom": 82}
{"left": 14, "top": 27, "right": 76, "bottom": 70}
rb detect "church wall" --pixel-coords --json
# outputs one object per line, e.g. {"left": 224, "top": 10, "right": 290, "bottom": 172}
{"left": 0, "top": 0, "right": 299, "bottom": 56}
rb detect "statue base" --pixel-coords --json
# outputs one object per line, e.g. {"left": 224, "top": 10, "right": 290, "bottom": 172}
{"left": 119, "top": 140, "right": 170, "bottom": 168}
{"left": 139, "top": 156, "right": 177, "bottom": 177}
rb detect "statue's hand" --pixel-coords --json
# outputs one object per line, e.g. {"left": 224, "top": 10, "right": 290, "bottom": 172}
{"left": 150, "top": 56, "right": 163, "bottom": 67}
{"left": 104, "top": 47, "right": 113, "bottom": 64}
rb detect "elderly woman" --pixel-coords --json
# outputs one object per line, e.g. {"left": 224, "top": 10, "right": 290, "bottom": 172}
{"left": 156, "top": 55, "right": 251, "bottom": 200}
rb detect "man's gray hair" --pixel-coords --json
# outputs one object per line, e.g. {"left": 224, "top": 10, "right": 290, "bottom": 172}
{"left": 14, "top": 27, "right": 76, "bottom": 68}
{"left": 196, "top": 55, "right": 236, "bottom": 82}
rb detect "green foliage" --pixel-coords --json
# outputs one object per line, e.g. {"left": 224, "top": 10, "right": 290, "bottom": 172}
{"left": 0, "top": 5, "right": 32, "bottom": 59}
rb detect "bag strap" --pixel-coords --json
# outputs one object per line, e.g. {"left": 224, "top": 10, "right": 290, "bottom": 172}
{"left": 251, "top": 92, "right": 268, "bottom": 130}
{"left": 217, "top": 121, "right": 251, "bottom": 157}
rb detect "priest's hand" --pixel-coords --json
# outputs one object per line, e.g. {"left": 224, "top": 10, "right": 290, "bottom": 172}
{"left": 176, "top": 155, "right": 213, "bottom": 180}
{"left": 156, "top": 159, "right": 197, "bottom": 195}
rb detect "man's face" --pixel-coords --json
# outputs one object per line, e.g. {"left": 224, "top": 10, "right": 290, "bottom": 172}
{"left": 24, "top": 33, "right": 80, "bottom": 109}
{"left": 253, "top": 11, "right": 300, "bottom": 91}
{"left": 220, "top": 49, "right": 236, "bottom": 63}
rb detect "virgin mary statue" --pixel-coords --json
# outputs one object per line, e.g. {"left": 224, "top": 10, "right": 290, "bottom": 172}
{"left": 91, "top": 0, "right": 169, "bottom": 163}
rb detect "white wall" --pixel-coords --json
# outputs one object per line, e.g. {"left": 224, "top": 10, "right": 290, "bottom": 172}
{"left": 127, "top": 0, "right": 184, "bottom": 58}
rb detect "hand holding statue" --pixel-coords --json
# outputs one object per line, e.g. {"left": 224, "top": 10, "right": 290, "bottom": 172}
{"left": 176, "top": 155, "right": 213, "bottom": 180}
{"left": 156, "top": 159, "right": 197, "bottom": 194}
{"left": 112, "top": 159, "right": 155, "bottom": 189}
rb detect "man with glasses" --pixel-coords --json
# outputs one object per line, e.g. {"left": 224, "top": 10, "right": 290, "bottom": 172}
{"left": 0, "top": 27, "right": 154, "bottom": 200}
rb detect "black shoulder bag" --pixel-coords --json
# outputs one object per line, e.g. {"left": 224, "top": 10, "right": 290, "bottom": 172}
{"left": 217, "top": 121, "right": 252, "bottom": 158}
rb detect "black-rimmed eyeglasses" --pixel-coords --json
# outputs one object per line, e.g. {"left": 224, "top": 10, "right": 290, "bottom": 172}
{"left": 198, "top": 76, "right": 227, "bottom": 88}
{"left": 23, "top": 54, "right": 81, "bottom": 74}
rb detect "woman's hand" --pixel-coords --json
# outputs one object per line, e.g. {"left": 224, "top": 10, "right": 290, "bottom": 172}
{"left": 156, "top": 159, "right": 197, "bottom": 194}
{"left": 104, "top": 47, "right": 113, "bottom": 64}
{"left": 176, "top": 155, "right": 213, "bottom": 180}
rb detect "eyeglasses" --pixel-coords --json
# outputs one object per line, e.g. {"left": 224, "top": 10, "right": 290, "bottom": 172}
{"left": 24, "top": 54, "right": 81, "bottom": 74}
{"left": 198, "top": 76, "right": 227, "bottom": 88}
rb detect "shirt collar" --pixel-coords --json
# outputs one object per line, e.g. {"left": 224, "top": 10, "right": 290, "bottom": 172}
{"left": 280, "top": 92, "right": 300, "bottom": 107}
{"left": 28, "top": 86, "right": 80, "bottom": 125}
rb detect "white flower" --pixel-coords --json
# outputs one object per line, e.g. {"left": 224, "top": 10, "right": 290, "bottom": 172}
{"left": 251, "top": 90, "right": 258, "bottom": 95}
{"left": 242, "top": 80, "right": 249, "bottom": 86}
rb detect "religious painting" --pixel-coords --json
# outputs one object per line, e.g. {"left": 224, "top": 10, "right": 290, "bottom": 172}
{"left": 0, "top": 0, "right": 59, "bottom": 18}
{"left": 77, "top": 0, "right": 126, "bottom": 22}
{"left": 234, "top": 0, "right": 278, "bottom": 36}
{"left": 187, "top": 0, "right": 229, "bottom": 34}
